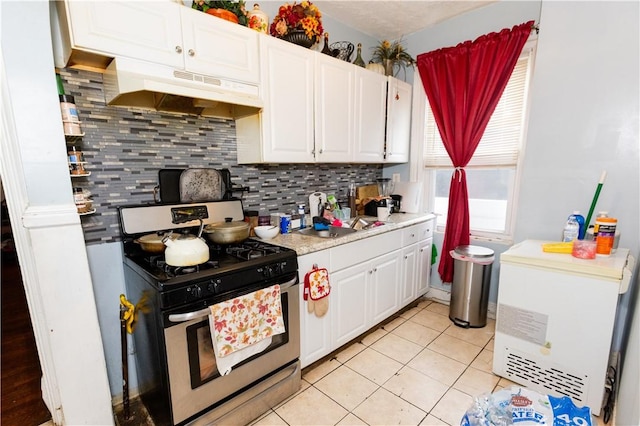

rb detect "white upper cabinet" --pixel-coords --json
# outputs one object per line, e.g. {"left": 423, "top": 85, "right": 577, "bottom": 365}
{"left": 314, "top": 54, "right": 355, "bottom": 162}
{"left": 237, "top": 36, "right": 315, "bottom": 163}
{"left": 54, "top": 1, "right": 259, "bottom": 84}
{"left": 353, "top": 68, "right": 388, "bottom": 162}
{"left": 180, "top": 7, "right": 259, "bottom": 84}
{"left": 54, "top": 1, "right": 182, "bottom": 69}
{"left": 385, "top": 77, "right": 412, "bottom": 163}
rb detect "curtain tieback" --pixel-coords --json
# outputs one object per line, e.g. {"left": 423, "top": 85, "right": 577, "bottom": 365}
{"left": 453, "top": 167, "right": 464, "bottom": 182}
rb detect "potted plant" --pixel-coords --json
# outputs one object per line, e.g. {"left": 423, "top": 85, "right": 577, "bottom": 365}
{"left": 270, "top": 1, "right": 323, "bottom": 48}
{"left": 192, "top": 0, "right": 249, "bottom": 26}
{"left": 371, "top": 38, "right": 415, "bottom": 77}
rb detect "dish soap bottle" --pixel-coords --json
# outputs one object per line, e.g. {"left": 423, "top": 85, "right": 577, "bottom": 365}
{"left": 298, "top": 204, "right": 306, "bottom": 229}
{"left": 562, "top": 214, "right": 580, "bottom": 242}
{"left": 353, "top": 43, "right": 366, "bottom": 67}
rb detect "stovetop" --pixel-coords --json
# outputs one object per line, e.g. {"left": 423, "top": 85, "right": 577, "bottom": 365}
{"left": 124, "top": 238, "right": 297, "bottom": 284}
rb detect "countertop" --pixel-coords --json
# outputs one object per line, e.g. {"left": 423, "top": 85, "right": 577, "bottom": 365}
{"left": 257, "top": 213, "right": 435, "bottom": 256}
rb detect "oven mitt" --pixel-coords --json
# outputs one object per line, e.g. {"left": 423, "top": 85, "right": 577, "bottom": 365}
{"left": 304, "top": 265, "right": 331, "bottom": 318}
{"left": 314, "top": 296, "right": 329, "bottom": 317}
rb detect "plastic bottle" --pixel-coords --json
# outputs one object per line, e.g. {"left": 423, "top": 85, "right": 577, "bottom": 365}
{"left": 298, "top": 204, "right": 306, "bottom": 229}
{"left": 595, "top": 216, "right": 617, "bottom": 256}
{"left": 572, "top": 210, "right": 586, "bottom": 240}
{"left": 562, "top": 215, "right": 580, "bottom": 242}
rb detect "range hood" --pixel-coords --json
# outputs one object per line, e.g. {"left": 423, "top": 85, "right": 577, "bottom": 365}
{"left": 103, "top": 57, "right": 263, "bottom": 119}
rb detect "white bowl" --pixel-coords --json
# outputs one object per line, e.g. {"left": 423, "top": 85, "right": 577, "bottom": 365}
{"left": 254, "top": 225, "right": 279, "bottom": 240}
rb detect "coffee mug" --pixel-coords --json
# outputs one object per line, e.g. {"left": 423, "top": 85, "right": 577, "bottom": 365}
{"left": 377, "top": 206, "right": 390, "bottom": 221}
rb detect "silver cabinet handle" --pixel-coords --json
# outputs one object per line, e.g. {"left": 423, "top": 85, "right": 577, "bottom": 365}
{"left": 175, "top": 46, "right": 183, "bottom": 54}
{"left": 188, "top": 49, "right": 195, "bottom": 57}
{"left": 168, "top": 276, "right": 297, "bottom": 323}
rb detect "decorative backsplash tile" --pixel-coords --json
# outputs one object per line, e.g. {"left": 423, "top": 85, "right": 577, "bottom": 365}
{"left": 59, "top": 68, "right": 383, "bottom": 245}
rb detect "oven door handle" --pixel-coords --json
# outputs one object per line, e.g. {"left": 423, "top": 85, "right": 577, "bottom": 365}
{"left": 167, "top": 275, "right": 298, "bottom": 323}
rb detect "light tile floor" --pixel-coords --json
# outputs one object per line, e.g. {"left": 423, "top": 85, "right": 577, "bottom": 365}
{"left": 251, "top": 299, "right": 609, "bottom": 426}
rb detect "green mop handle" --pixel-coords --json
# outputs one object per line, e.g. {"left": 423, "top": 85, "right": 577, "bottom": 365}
{"left": 585, "top": 171, "right": 607, "bottom": 228}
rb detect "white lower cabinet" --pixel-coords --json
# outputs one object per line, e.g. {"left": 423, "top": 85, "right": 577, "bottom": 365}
{"left": 416, "top": 238, "right": 433, "bottom": 297}
{"left": 297, "top": 250, "right": 332, "bottom": 368}
{"left": 331, "top": 262, "right": 370, "bottom": 348}
{"left": 400, "top": 245, "right": 418, "bottom": 306}
{"left": 298, "top": 219, "right": 433, "bottom": 368}
{"left": 369, "top": 250, "right": 402, "bottom": 325}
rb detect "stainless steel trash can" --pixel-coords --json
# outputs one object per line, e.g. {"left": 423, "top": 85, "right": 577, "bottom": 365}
{"left": 449, "top": 245, "right": 494, "bottom": 328}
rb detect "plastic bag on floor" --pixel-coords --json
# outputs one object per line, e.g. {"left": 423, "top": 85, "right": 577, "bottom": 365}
{"left": 461, "top": 386, "right": 592, "bottom": 426}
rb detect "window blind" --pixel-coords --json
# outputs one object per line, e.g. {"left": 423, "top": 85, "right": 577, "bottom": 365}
{"left": 423, "top": 50, "right": 532, "bottom": 168}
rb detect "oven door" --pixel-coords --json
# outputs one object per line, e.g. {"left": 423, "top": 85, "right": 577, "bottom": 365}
{"left": 164, "top": 275, "right": 300, "bottom": 425}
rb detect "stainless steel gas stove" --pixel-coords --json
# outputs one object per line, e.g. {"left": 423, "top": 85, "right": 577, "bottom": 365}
{"left": 118, "top": 200, "right": 301, "bottom": 426}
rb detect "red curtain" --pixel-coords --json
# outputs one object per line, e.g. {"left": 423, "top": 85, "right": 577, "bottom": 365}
{"left": 416, "top": 21, "right": 533, "bottom": 283}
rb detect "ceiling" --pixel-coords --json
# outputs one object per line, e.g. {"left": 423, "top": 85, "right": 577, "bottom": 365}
{"left": 314, "top": 1, "right": 497, "bottom": 40}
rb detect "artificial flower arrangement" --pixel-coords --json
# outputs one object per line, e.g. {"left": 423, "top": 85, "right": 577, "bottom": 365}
{"left": 270, "top": 1, "right": 323, "bottom": 42}
{"left": 192, "top": 0, "right": 249, "bottom": 26}
{"left": 371, "top": 38, "right": 416, "bottom": 76}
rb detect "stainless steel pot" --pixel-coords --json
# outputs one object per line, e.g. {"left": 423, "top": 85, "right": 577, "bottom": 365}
{"left": 203, "top": 218, "right": 250, "bottom": 244}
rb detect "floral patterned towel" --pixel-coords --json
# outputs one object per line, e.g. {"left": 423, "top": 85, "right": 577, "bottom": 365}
{"left": 209, "top": 284, "right": 285, "bottom": 358}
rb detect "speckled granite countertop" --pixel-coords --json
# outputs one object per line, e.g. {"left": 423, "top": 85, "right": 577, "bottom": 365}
{"left": 256, "top": 213, "right": 435, "bottom": 256}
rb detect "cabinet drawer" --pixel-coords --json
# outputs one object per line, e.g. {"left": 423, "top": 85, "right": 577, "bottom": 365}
{"left": 402, "top": 221, "right": 433, "bottom": 245}
{"left": 331, "top": 230, "right": 402, "bottom": 271}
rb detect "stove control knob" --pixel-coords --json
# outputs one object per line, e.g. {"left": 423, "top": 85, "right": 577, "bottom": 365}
{"left": 207, "top": 281, "right": 217, "bottom": 294}
{"left": 263, "top": 265, "right": 274, "bottom": 278}
{"left": 188, "top": 284, "right": 202, "bottom": 299}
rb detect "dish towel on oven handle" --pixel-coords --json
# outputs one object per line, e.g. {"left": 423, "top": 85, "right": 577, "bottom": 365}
{"left": 208, "top": 284, "right": 286, "bottom": 376}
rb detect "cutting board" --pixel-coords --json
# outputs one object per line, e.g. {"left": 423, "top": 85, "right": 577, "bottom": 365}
{"left": 355, "top": 185, "right": 379, "bottom": 215}
{"left": 393, "top": 182, "right": 422, "bottom": 213}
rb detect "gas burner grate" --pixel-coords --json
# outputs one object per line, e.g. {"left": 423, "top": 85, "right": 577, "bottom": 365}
{"left": 144, "top": 255, "right": 220, "bottom": 277}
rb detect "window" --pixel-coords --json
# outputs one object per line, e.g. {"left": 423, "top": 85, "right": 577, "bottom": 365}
{"left": 422, "top": 43, "right": 535, "bottom": 241}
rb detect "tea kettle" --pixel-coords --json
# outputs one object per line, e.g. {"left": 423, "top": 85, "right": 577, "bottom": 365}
{"left": 163, "top": 218, "right": 210, "bottom": 267}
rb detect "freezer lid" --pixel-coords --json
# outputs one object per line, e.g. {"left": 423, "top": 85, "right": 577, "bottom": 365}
{"left": 500, "top": 240, "right": 630, "bottom": 281}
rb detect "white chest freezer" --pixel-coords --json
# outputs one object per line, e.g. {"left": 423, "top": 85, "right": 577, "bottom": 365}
{"left": 492, "top": 240, "right": 634, "bottom": 416}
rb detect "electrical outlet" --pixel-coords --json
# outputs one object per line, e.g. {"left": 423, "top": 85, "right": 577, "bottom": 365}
{"left": 392, "top": 173, "right": 401, "bottom": 182}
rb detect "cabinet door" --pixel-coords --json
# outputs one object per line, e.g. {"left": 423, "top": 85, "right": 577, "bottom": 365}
{"left": 259, "top": 38, "right": 315, "bottom": 163}
{"left": 332, "top": 263, "right": 369, "bottom": 348}
{"left": 314, "top": 54, "right": 354, "bottom": 162}
{"left": 180, "top": 7, "right": 260, "bottom": 84}
{"left": 400, "top": 245, "right": 417, "bottom": 307}
{"left": 353, "top": 68, "right": 387, "bottom": 163}
{"left": 66, "top": 1, "right": 183, "bottom": 68}
{"left": 370, "top": 250, "right": 402, "bottom": 325}
{"left": 386, "top": 77, "right": 412, "bottom": 163}
{"left": 416, "top": 238, "right": 433, "bottom": 297}
{"left": 297, "top": 250, "right": 332, "bottom": 368}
